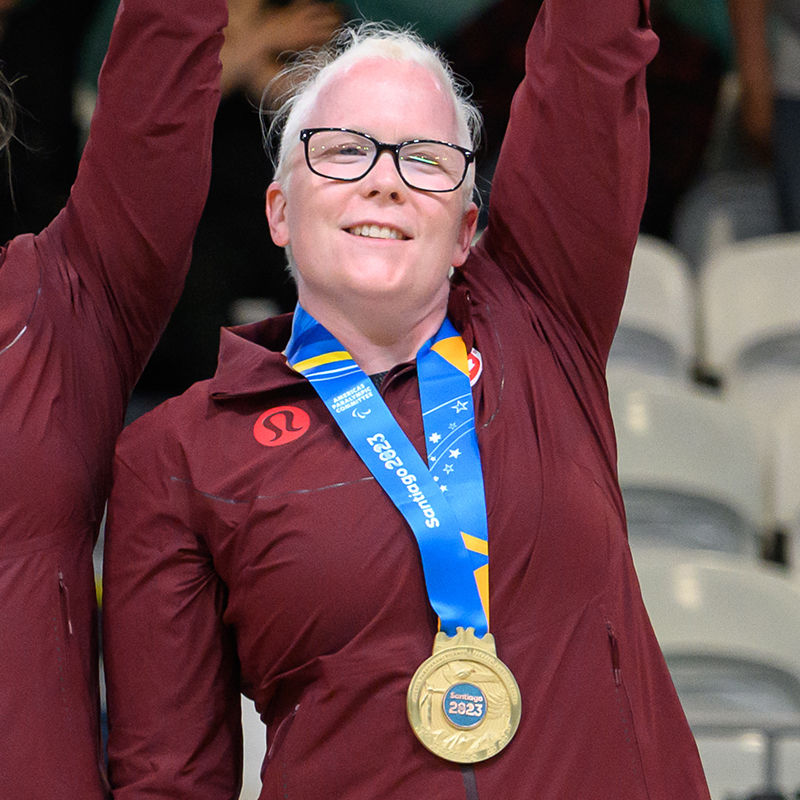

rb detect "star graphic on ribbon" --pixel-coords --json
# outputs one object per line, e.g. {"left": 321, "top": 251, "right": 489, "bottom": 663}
{"left": 429, "top": 432, "right": 442, "bottom": 444}
{"left": 451, "top": 400, "right": 468, "bottom": 413}
{"left": 440, "top": 485, "right": 448, "bottom": 493}
{"left": 443, "top": 464, "right": 455, "bottom": 474}
{"left": 449, "top": 448, "right": 462, "bottom": 459}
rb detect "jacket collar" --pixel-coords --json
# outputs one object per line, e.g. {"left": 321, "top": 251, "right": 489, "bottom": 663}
{"left": 208, "top": 314, "right": 301, "bottom": 400}
{"left": 207, "top": 283, "right": 473, "bottom": 401}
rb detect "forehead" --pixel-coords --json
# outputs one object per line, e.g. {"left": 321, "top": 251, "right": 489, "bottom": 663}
{"left": 305, "top": 58, "right": 462, "bottom": 145}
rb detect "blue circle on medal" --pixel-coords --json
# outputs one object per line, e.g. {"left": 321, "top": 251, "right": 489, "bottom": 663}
{"left": 442, "top": 683, "right": 488, "bottom": 730}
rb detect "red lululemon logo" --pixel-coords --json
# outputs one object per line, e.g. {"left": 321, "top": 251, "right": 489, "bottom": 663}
{"left": 468, "top": 349, "right": 483, "bottom": 386}
{"left": 254, "top": 406, "right": 311, "bottom": 446}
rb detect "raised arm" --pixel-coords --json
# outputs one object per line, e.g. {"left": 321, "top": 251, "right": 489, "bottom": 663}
{"left": 103, "top": 432, "right": 243, "bottom": 798}
{"left": 476, "top": 0, "right": 657, "bottom": 364}
{"left": 40, "top": 0, "right": 226, "bottom": 390}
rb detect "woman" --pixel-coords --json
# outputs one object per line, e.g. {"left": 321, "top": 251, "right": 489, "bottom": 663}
{"left": 0, "top": 0, "right": 225, "bottom": 796}
{"left": 103, "top": 1, "right": 712, "bottom": 797}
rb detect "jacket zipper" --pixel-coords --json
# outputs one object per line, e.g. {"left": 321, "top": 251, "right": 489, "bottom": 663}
{"left": 607, "top": 622, "right": 621, "bottom": 686}
{"left": 267, "top": 704, "right": 299, "bottom": 762}
{"left": 58, "top": 571, "right": 74, "bottom": 636}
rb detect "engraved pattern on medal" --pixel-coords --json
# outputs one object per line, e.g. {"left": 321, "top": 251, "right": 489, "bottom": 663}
{"left": 419, "top": 659, "right": 510, "bottom": 757}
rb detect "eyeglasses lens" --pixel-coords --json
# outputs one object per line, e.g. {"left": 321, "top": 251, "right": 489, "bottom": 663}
{"left": 306, "top": 130, "right": 466, "bottom": 191}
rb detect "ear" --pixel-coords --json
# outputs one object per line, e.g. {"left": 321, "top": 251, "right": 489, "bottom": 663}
{"left": 451, "top": 201, "right": 480, "bottom": 268}
{"left": 265, "top": 181, "right": 290, "bottom": 247}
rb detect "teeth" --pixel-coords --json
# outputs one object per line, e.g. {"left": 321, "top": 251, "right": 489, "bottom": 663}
{"left": 349, "top": 224, "right": 405, "bottom": 240}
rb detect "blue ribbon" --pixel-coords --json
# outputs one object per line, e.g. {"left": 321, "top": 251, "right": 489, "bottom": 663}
{"left": 285, "top": 305, "right": 490, "bottom": 636}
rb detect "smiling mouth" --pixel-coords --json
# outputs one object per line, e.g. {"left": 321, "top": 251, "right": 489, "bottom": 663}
{"left": 346, "top": 224, "right": 409, "bottom": 240}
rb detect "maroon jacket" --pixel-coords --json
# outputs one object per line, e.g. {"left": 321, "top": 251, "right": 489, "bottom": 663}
{"left": 104, "top": 0, "right": 711, "bottom": 797}
{"left": 0, "top": 1, "right": 224, "bottom": 796}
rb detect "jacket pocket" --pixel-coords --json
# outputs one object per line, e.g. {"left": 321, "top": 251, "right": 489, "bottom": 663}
{"left": 264, "top": 704, "right": 300, "bottom": 799}
{"left": 606, "top": 620, "right": 651, "bottom": 798}
{"left": 53, "top": 570, "right": 77, "bottom": 722}
{"left": 59, "top": 570, "right": 74, "bottom": 636}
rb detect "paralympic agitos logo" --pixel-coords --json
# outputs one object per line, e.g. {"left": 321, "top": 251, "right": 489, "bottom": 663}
{"left": 253, "top": 406, "right": 311, "bottom": 446}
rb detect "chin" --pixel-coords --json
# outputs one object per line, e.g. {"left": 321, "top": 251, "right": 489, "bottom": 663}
{"left": 343, "top": 263, "right": 410, "bottom": 293}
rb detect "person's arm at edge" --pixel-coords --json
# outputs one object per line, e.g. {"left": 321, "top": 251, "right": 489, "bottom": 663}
{"left": 43, "top": 0, "right": 227, "bottom": 390}
{"left": 727, "top": 0, "right": 774, "bottom": 156}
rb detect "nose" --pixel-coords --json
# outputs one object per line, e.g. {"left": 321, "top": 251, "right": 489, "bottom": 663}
{"left": 360, "top": 151, "right": 406, "bottom": 201}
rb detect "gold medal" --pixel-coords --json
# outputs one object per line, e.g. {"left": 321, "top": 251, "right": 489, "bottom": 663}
{"left": 407, "top": 627, "right": 521, "bottom": 763}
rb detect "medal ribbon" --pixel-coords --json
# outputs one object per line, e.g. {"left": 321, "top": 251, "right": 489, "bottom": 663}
{"left": 285, "top": 305, "right": 489, "bottom": 636}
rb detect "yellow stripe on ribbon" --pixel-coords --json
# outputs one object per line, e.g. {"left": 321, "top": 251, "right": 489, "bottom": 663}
{"left": 291, "top": 350, "right": 352, "bottom": 374}
{"left": 431, "top": 336, "right": 469, "bottom": 376}
{"left": 462, "top": 532, "right": 490, "bottom": 630}
{"left": 461, "top": 531, "right": 488, "bottom": 556}
{"left": 473, "top": 564, "right": 490, "bottom": 631}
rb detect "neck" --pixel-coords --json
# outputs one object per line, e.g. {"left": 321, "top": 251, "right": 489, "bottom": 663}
{"left": 298, "top": 290, "right": 449, "bottom": 375}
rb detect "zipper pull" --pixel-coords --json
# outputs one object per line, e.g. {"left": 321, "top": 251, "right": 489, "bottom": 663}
{"left": 58, "top": 571, "right": 74, "bottom": 636}
{"left": 607, "top": 624, "right": 621, "bottom": 686}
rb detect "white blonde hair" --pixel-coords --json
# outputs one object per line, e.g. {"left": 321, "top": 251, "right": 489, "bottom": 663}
{"left": 263, "top": 21, "right": 482, "bottom": 201}
{"left": 0, "top": 71, "right": 14, "bottom": 154}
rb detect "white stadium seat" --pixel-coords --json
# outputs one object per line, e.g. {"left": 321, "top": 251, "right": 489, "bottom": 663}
{"left": 634, "top": 548, "right": 800, "bottom": 799}
{"left": 609, "top": 234, "right": 697, "bottom": 379}
{"left": 608, "top": 368, "right": 765, "bottom": 555}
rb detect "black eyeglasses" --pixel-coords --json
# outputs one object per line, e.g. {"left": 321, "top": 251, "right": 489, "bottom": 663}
{"left": 300, "top": 128, "right": 475, "bottom": 193}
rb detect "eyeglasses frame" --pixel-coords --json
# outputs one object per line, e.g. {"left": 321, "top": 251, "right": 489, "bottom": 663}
{"left": 299, "top": 127, "right": 475, "bottom": 193}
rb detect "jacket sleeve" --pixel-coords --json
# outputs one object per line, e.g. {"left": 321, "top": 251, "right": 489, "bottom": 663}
{"left": 474, "top": 0, "right": 658, "bottom": 366}
{"left": 38, "top": 0, "right": 226, "bottom": 392}
{"left": 103, "top": 437, "right": 243, "bottom": 798}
